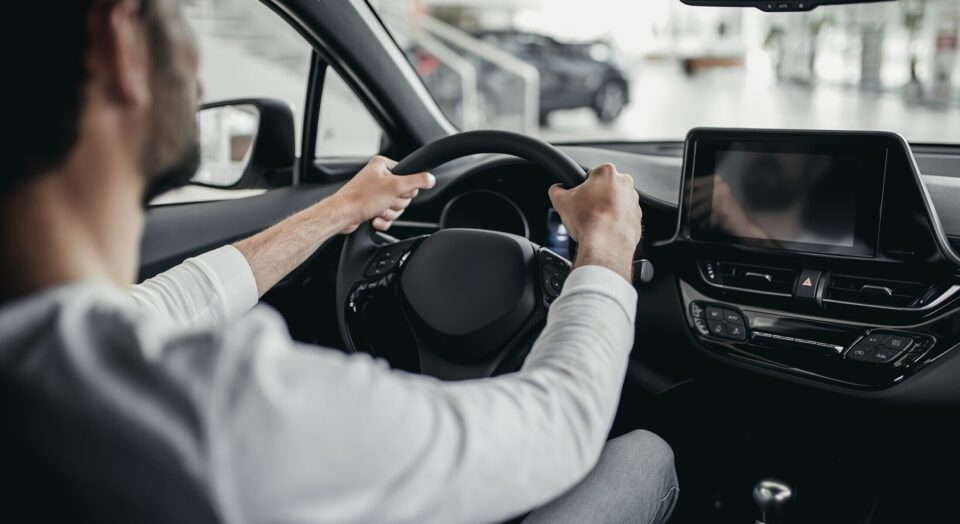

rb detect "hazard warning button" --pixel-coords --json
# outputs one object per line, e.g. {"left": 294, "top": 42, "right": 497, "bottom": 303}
{"left": 795, "top": 270, "right": 823, "bottom": 300}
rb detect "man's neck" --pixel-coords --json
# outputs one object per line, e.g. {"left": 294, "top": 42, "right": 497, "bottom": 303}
{"left": 0, "top": 153, "right": 145, "bottom": 304}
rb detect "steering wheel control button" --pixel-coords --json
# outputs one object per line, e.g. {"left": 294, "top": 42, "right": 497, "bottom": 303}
{"left": 541, "top": 267, "right": 567, "bottom": 302}
{"left": 541, "top": 250, "right": 567, "bottom": 267}
{"left": 364, "top": 247, "right": 405, "bottom": 277}
{"left": 794, "top": 269, "right": 823, "bottom": 300}
{"left": 862, "top": 333, "right": 888, "bottom": 346}
{"left": 539, "top": 250, "right": 571, "bottom": 304}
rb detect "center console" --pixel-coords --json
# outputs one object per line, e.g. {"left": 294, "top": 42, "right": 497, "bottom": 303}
{"left": 671, "top": 129, "right": 960, "bottom": 390}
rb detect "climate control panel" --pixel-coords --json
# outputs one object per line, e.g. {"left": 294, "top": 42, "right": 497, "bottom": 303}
{"left": 690, "top": 303, "right": 747, "bottom": 341}
{"left": 682, "top": 289, "right": 951, "bottom": 390}
{"left": 845, "top": 332, "right": 934, "bottom": 366}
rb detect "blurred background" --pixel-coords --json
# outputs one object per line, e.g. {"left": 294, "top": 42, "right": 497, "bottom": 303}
{"left": 184, "top": 0, "right": 960, "bottom": 153}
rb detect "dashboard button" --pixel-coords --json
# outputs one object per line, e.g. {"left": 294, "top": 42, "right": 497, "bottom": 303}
{"left": 705, "top": 307, "right": 724, "bottom": 321}
{"left": 722, "top": 309, "right": 744, "bottom": 325}
{"left": 726, "top": 324, "right": 747, "bottom": 341}
{"left": 866, "top": 347, "right": 901, "bottom": 364}
{"left": 795, "top": 270, "right": 823, "bottom": 299}
{"left": 693, "top": 318, "right": 710, "bottom": 335}
{"left": 689, "top": 302, "right": 705, "bottom": 319}
{"left": 908, "top": 338, "right": 933, "bottom": 353}
{"left": 848, "top": 346, "right": 874, "bottom": 362}
{"left": 862, "top": 333, "right": 888, "bottom": 346}
{"left": 883, "top": 335, "right": 912, "bottom": 352}
{"left": 707, "top": 320, "right": 725, "bottom": 336}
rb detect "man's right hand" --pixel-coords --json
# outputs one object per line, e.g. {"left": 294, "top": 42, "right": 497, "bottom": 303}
{"left": 548, "top": 164, "right": 643, "bottom": 281}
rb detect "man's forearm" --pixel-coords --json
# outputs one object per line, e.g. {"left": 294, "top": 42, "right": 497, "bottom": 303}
{"left": 233, "top": 197, "right": 353, "bottom": 297}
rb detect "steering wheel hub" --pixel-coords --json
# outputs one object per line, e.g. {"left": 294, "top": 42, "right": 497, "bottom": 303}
{"left": 400, "top": 229, "right": 537, "bottom": 363}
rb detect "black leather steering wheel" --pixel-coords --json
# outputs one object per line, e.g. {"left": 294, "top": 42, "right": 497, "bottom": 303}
{"left": 336, "top": 130, "right": 586, "bottom": 380}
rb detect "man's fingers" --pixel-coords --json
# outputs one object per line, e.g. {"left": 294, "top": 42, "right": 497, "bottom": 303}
{"left": 548, "top": 183, "right": 568, "bottom": 207}
{"left": 380, "top": 208, "right": 403, "bottom": 222}
{"left": 395, "top": 172, "right": 436, "bottom": 194}
{"left": 372, "top": 217, "right": 393, "bottom": 231}
{"left": 401, "top": 189, "right": 419, "bottom": 199}
{"left": 588, "top": 163, "right": 617, "bottom": 178}
{"left": 390, "top": 197, "right": 412, "bottom": 212}
{"left": 375, "top": 156, "right": 398, "bottom": 170}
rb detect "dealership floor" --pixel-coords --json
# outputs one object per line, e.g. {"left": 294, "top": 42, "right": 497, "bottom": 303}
{"left": 540, "top": 64, "right": 960, "bottom": 147}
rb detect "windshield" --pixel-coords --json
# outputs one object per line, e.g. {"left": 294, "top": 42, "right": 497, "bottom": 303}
{"left": 372, "top": 0, "right": 960, "bottom": 144}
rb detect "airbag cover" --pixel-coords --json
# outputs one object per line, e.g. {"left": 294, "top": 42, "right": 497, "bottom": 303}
{"left": 400, "top": 229, "right": 536, "bottom": 361}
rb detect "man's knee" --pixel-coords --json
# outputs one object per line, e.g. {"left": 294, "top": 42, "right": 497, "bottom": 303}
{"left": 606, "top": 429, "right": 678, "bottom": 522}
{"left": 608, "top": 430, "right": 676, "bottom": 485}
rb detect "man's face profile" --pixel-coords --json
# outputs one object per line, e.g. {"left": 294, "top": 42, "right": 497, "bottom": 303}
{"left": 138, "top": 0, "right": 202, "bottom": 203}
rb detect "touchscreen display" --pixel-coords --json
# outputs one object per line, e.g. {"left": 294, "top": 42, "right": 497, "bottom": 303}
{"left": 687, "top": 138, "right": 885, "bottom": 256}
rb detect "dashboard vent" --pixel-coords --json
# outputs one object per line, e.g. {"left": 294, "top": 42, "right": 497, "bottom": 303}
{"left": 701, "top": 260, "right": 799, "bottom": 296}
{"left": 824, "top": 274, "right": 936, "bottom": 308}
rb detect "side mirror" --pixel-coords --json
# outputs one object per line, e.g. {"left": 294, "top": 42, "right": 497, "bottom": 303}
{"left": 193, "top": 98, "right": 295, "bottom": 189}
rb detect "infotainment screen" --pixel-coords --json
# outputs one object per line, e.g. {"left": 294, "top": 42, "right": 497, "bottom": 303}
{"left": 686, "top": 133, "right": 887, "bottom": 257}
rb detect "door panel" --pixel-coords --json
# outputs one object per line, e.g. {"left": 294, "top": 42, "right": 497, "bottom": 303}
{"left": 139, "top": 182, "right": 346, "bottom": 281}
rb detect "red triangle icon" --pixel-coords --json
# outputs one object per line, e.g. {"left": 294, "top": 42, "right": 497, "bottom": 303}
{"left": 801, "top": 277, "right": 814, "bottom": 287}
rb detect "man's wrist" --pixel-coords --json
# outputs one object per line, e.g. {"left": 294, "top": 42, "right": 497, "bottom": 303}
{"left": 574, "top": 233, "right": 637, "bottom": 282}
{"left": 322, "top": 193, "right": 363, "bottom": 231}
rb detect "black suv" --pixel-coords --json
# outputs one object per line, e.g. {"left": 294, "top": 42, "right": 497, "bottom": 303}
{"left": 476, "top": 30, "right": 631, "bottom": 125}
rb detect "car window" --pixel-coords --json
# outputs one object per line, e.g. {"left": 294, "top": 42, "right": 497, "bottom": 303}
{"left": 316, "top": 69, "right": 384, "bottom": 159}
{"left": 152, "top": 0, "right": 311, "bottom": 205}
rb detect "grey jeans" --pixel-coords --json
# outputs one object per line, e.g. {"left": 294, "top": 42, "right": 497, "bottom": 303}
{"left": 522, "top": 430, "right": 679, "bottom": 524}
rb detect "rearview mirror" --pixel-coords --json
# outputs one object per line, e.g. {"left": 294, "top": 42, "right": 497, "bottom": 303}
{"left": 193, "top": 98, "right": 295, "bottom": 189}
{"left": 679, "top": 0, "right": 895, "bottom": 12}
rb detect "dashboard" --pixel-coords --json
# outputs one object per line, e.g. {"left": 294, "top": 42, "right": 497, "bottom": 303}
{"left": 391, "top": 128, "right": 960, "bottom": 402}
{"left": 672, "top": 129, "right": 960, "bottom": 392}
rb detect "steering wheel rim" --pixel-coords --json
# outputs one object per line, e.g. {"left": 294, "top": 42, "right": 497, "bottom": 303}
{"left": 336, "top": 130, "right": 586, "bottom": 379}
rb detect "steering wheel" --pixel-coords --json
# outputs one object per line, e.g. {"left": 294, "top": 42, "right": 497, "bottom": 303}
{"left": 336, "top": 130, "right": 586, "bottom": 380}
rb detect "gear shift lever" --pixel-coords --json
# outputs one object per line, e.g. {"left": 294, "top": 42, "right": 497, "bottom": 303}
{"left": 753, "top": 479, "right": 793, "bottom": 524}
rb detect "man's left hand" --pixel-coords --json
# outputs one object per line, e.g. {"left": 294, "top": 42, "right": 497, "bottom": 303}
{"left": 332, "top": 156, "right": 436, "bottom": 233}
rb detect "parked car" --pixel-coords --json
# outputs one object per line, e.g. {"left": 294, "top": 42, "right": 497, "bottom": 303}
{"left": 475, "top": 30, "right": 632, "bottom": 125}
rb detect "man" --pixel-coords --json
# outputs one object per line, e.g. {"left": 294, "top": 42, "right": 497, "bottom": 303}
{"left": 0, "top": 0, "right": 677, "bottom": 523}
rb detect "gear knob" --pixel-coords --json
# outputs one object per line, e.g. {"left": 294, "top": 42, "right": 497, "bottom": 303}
{"left": 753, "top": 479, "right": 793, "bottom": 524}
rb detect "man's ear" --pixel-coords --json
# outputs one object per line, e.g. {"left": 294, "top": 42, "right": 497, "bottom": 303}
{"left": 87, "top": 0, "right": 150, "bottom": 108}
